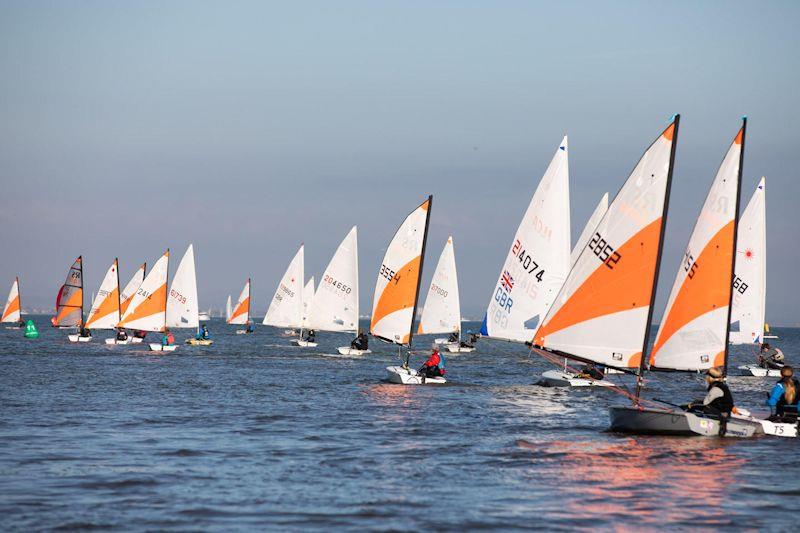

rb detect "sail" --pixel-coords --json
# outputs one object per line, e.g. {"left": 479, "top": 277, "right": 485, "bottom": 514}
{"left": 228, "top": 279, "right": 251, "bottom": 325}
{"left": 370, "top": 196, "right": 432, "bottom": 345}
{"left": 53, "top": 257, "right": 84, "bottom": 327}
{"left": 225, "top": 295, "right": 232, "bottom": 322}
{"left": 533, "top": 118, "right": 680, "bottom": 369}
{"left": 571, "top": 193, "right": 609, "bottom": 266}
{"left": 729, "top": 177, "right": 766, "bottom": 345}
{"left": 120, "top": 263, "right": 146, "bottom": 317}
{"left": 309, "top": 226, "right": 359, "bottom": 332}
{"left": 263, "top": 245, "right": 305, "bottom": 328}
{"left": 481, "top": 137, "right": 571, "bottom": 342}
{"left": 651, "top": 123, "right": 745, "bottom": 370}
{"left": 119, "top": 250, "right": 169, "bottom": 332}
{"left": 418, "top": 236, "right": 461, "bottom": 335}
{"left": 302, "top": 277, "right": 315, "bottom": 328}
{"left": 166, "top": 244, "right": 199, "bottom": 328}
{"left": 1, "top": 278, "right": 21, "bottom": 323}
{"left": 84, "top": 259, "right": 120, "bottom": 329}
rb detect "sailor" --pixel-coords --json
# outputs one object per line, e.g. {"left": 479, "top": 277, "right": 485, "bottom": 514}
{"left": 162, "top": 328, "right": 175, "bottom": 346}
{"left": 245, "top": 320, "right": 254, "bottom": 334}
{"left": 766, "top": 366, "right": 799, "bottom": 421}
{"left": 419, "top": 346, "right": 445, "bottom": 378}
{"left": 686, "top": 367, "right": 734, "bottom": 419}
{"left": 79, "top": 326, "right": 91, "bottom": 339}
{"left": 576, "top": 363, "right": 604, "bottom": 381}
{"left": 304, "top": 329, "right": 316, "bottom": 342}
{"left": 461, "top": 332, "right": 479, "bottom": 348}
{"left": 134, "top": 330, "right": 147, "bottom": 340}
{"left": 116, "top": 328, "right": 128, "bottom": 341}
{"left": 351, "top": 330, "right": 368, "bottom": 350}
{"left": 758, "top": 343, "right": 785, "bottom": 370}
{"left": 447, "top": 331, "right": 460, "bottom": 344}
{"left": 196, "top": 324, "right": 211, "bottom": 340}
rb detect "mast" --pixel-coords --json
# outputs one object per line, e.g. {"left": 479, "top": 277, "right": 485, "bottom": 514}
{"left": 247, "top": 277, "right": 251, "bottom": 323}
{"left": 408, "top": 194, "right": 433, "bottom": 349}
{"left": 79, "top": 255, "right": 84, "bottom": 327}
{"left": 164, "top": 249, "right": 170, "bottom": 332}
{"left": 115, "top": 258, "right": 121, "bottom": 326}
{"left": 635, "top": 114, "right": 680, "bottom": 400}
{"left": 723, "top": 117, "right": 747, "bottom": 377}
{"left": 17, "top": 276, "right": 21, "bottom": 324}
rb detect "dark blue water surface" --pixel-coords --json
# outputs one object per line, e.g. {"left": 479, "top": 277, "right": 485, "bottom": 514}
{"left": 1, "top": 318, "right": 798, "bottom": 531}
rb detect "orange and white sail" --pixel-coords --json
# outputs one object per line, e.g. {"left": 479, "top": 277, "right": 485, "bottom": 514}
{"left": 228, "top": 279, "right": 251, "bottom": 325}
{"left": 418, "top": 236, "right": 461, "bottom": 335}
{"left": 263, "top": 245, "right": 305, "bottom": 328}
{"left": 729, "top": 177, "right": 766, "bottom": 345}
{"left": 84, "top": 259, "right": 120, "bottom": 329}
{"left": 118, "top": 250, "right": 169, "bottom": 332}
{"left": 370, "top": 196, "right": 432, "bottom": 345}
{"left": 53, "top": 256, "right": 84, "bottom": 327}
{"left": 1, "top": 277, "right": 21, "bottom": 323}
{"left": 533, "top": 118, "right": 680, "bottom": 369}
{"left": 651, "top": 122, "right": 745, "bottom": 371}
{"left": 120, "top": 263, "right": 146, "bottom": 317}
{"left": 571, "top": 193, "right": 609, "bottom": 267}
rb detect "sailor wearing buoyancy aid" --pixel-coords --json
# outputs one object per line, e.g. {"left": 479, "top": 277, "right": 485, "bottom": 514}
{"left": 687, "top": 367, "right": 734, "bottom": 417}
{"left": 767, "top": 366, "right": 799, "bottom": 420}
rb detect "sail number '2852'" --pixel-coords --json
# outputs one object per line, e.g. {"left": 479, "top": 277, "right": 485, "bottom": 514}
{"left": 588, "top": 233, "right": 622, "bottom": 269}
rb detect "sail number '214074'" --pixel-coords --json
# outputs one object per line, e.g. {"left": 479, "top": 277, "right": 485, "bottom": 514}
{"left": 511, "top": 240, "right": 545, "bottom": 281}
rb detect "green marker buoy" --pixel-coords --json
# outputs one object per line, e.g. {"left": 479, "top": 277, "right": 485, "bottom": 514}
{"left": 24, "top": 319, "right": 39, "bottom": 339}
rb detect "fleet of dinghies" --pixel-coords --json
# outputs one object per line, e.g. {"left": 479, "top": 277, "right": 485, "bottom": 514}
{"left": 6, "top": 115, "right": 795, "bottom": 437}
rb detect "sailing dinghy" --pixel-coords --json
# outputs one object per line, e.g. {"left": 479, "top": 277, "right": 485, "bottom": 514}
{"left": 2, "top": 277, "right": 23, "bottom": 328}
{"left": 225, "top": 294, "right": 232, "bottom": 323}
{"left": 372, "top": 197, "right": 439, "bottom": 384}
{"left": 263, "top": 245, "right": 305, "bottom": 340}
{"left": 53, "top": 257, "right": 88, "bottom": 340}
{"left": 229, "top": 279, "right": 252, "bottom": 334}
{"left": 166, "top": 245, "right": 202, "bottom": 348}
{"left": 532, "top": 118, "right": 681, "bottom": 396}
{"left": 418, "top": 237, "right": 471, "bottom": 354}
{"left": 80, "top": 259, "right": 122, "bottom": 344}
{"left": 607, "top": 119, "right": 760, "bottom": 437}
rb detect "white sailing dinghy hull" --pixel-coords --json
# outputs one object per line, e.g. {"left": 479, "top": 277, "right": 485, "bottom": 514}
{"left": 539, "top": 369, "right": 615, "bottom": 388}
{"left": 130, "top": 337, "right": 144, "bottom": 344}
{"left": 732, "top": 409, "right": 797, "bottom": 438}
{"left": 386, "top": 366, "right": 446, "bottom": 385}
{"left": 609, "top": 406, "right": 758, "bottom": 437}
{"left": 336, "top": 347, "right": 371, "bottom": 356}
{"left": 737, "top": 364, "right": 782, "bottom": 377}
{"left": 149, "top": 343, "right": 178, "bottom": 352}
{"left": 444, "top": 344, "right": 473, "bottom": 354}
{"left": 67, "top": 335, "right": 92, "bottom": 343}
{"left": 104, "top": 338, "right": 130, "bottom": 345}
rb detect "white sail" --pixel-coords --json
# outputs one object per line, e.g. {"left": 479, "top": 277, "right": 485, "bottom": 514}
{"left": 370, "top": 197, "right": 432, "bottom": 345}
{"left": 302, "top": 277, "right": 315, "bottom": 328}
{"left": 263, "top": 245, "right": 305, "bottom": 328}
{"left": 418, "top": 236, "right": 461, "bottom": 335}
{"left": 729, "top": 177, "right": 766, "bottom": 345}
{"left": 228, "top": 280, "right": 250, "bottom": 325}
{"left": 120, "top": 263, "right": 145, "bottom": 317}
{"left": 481, "top": 137, "right": 571, "bottom": 342}
{"left": 309, "top": 226, "right": 359, "bottom": 332}
{"left": 1, "top": 278, "right": 21, "bottom": 323}
{"left": 225, "top": 294, "right": 232, "bottom": 322}
{"left": 84, "top": 259, "right": 120, "bottom": 330}
{"left": 651, "top": 124, "right": 745, "bottom": 371}
{"left": 571, "top": 193, "right": 609, "bottom": 266}
{"left": 119, "top": 251, "right": 169, "bottom": 332}
{"left": 166, "top": 244, "right": 199, "bottom": 329}
{"left": 533, "top": 119, "right": 679, "bottom": 369}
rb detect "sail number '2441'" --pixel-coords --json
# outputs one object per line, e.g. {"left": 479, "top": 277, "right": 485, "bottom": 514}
{"left": 511, "top": 240, "right": 545, "bottom": 282}
{"left": 588, "top": 233, "right": 622, "bottom": 269}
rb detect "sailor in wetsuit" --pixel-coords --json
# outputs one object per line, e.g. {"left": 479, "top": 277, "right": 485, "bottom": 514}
{"left": 685, "top": 367, "right": 735, "bottom": 427}
{"left": 759, "top": 343, "right": 785, "bottom": 370}
{"left": 350, "top": 330, "right": 368, "bottom": 350}
{"left": 116, "top": 328, "right": 128, "bottom": 341}
{"left": 766, "top": 366, "right": 799, "bottom": 422}
{"left": 461, "top": 333, "right": 479, "bottom": 348}
{"left": 419, "top": 346, "right": 445, "bottom": 378}
{"left": 576, "top": 363, "right": 604, "bottom": 380}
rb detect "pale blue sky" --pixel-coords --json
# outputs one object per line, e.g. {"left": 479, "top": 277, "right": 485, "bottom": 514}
{"left": 1, "top": 1, "right": 799, "bottom": 323}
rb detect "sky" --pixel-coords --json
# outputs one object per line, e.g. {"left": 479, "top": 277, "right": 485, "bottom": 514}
{"left": 1, "top": 1, "right": 799, "bottom": 324}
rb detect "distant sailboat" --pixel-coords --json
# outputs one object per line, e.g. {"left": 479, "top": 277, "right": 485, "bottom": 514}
{"left": 53, "top": 257, "right": 85, "bottom": 334}
{"left": 118, "top": 250, "right": 171, "bottom": 349}
{"left": 292, "top": 276, "right": 316, "bottom": 345}
{"left": 2, "top": 277, "right": 23, "bottom": 328}
{"left": 481, "top": 137, "right": 571, "bottom": 343}
{"left": 373, "top": 197, "right": 437, "bottom": 384}
{"left": 168, "top": 245, "right": 202, "bottom": 347}
{"left": 418, "top": 236, "right": 472, "bottom": 354}
{"left": 229, "top": 278, "right": 252, "bottom": 334}
{"left": 80, "top": 259, "right": 121, "bottom": 343}
{"left": 225, "top": 294, "right": 233, "bottom": 322}
{"left": 263, "top": 245, "right": 305, "bottom": 336}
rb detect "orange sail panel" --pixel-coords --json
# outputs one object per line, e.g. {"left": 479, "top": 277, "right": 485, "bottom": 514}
{"left": 118, "top": 251, "right": 169, "bottom": 332}
{"left": 650, "top": 122, "right": 745, "bottom": 371}
{"left": 533, "top": 118, "right": 679, "bottom": 368}
{"left": 370, "top": 197, "right": 432, "bottom": 345}
{"left": 120, "top": 263, "right": 146, "bottom": 317}
{"left": 53, "top": 257, "right": 84, "bottom": 327}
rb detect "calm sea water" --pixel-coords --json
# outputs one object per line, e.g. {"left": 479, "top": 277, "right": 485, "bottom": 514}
{"left": 1, "top": 318, "right": 798, "bottom": 531}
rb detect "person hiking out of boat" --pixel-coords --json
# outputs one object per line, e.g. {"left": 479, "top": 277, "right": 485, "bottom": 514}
{"left": 162, "top": 328, "right": 175, "bottom": 346}
{"left": 461, "top": 332, "right": 479, "bottom": 348}
{"left": 447, "top": 331, "right": 460, "bottom": 344}
{"left": 134, "top": 330, "right": 147, "bottom": 340}
{"left": 303, "top": 329, "right": 316, "bottom": 342}
{"left": 758, "top": 343, "right": 785, "bottom": 370}
{"left": 245, "top": 320, "right": 254, "bottom": 334}
{"left": 116, "top": 328, "right": 128, "bottom": 341}
{"left": 766, "top": 366, "right": 799, "bottom": 421}
{"left": 419, "top": 346, "right": 445, "bottom": 378}
{"left": 685, "top": 367, "right": 734, "bottom": 419}
{"left": 576, "top": 363, "right": 604, "bottom": 381}
{"left": 196, "top": 324, "right": 211, "bottom": 341}
{"left": 351, "top": 330, "right": 368, "bottom": 350}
